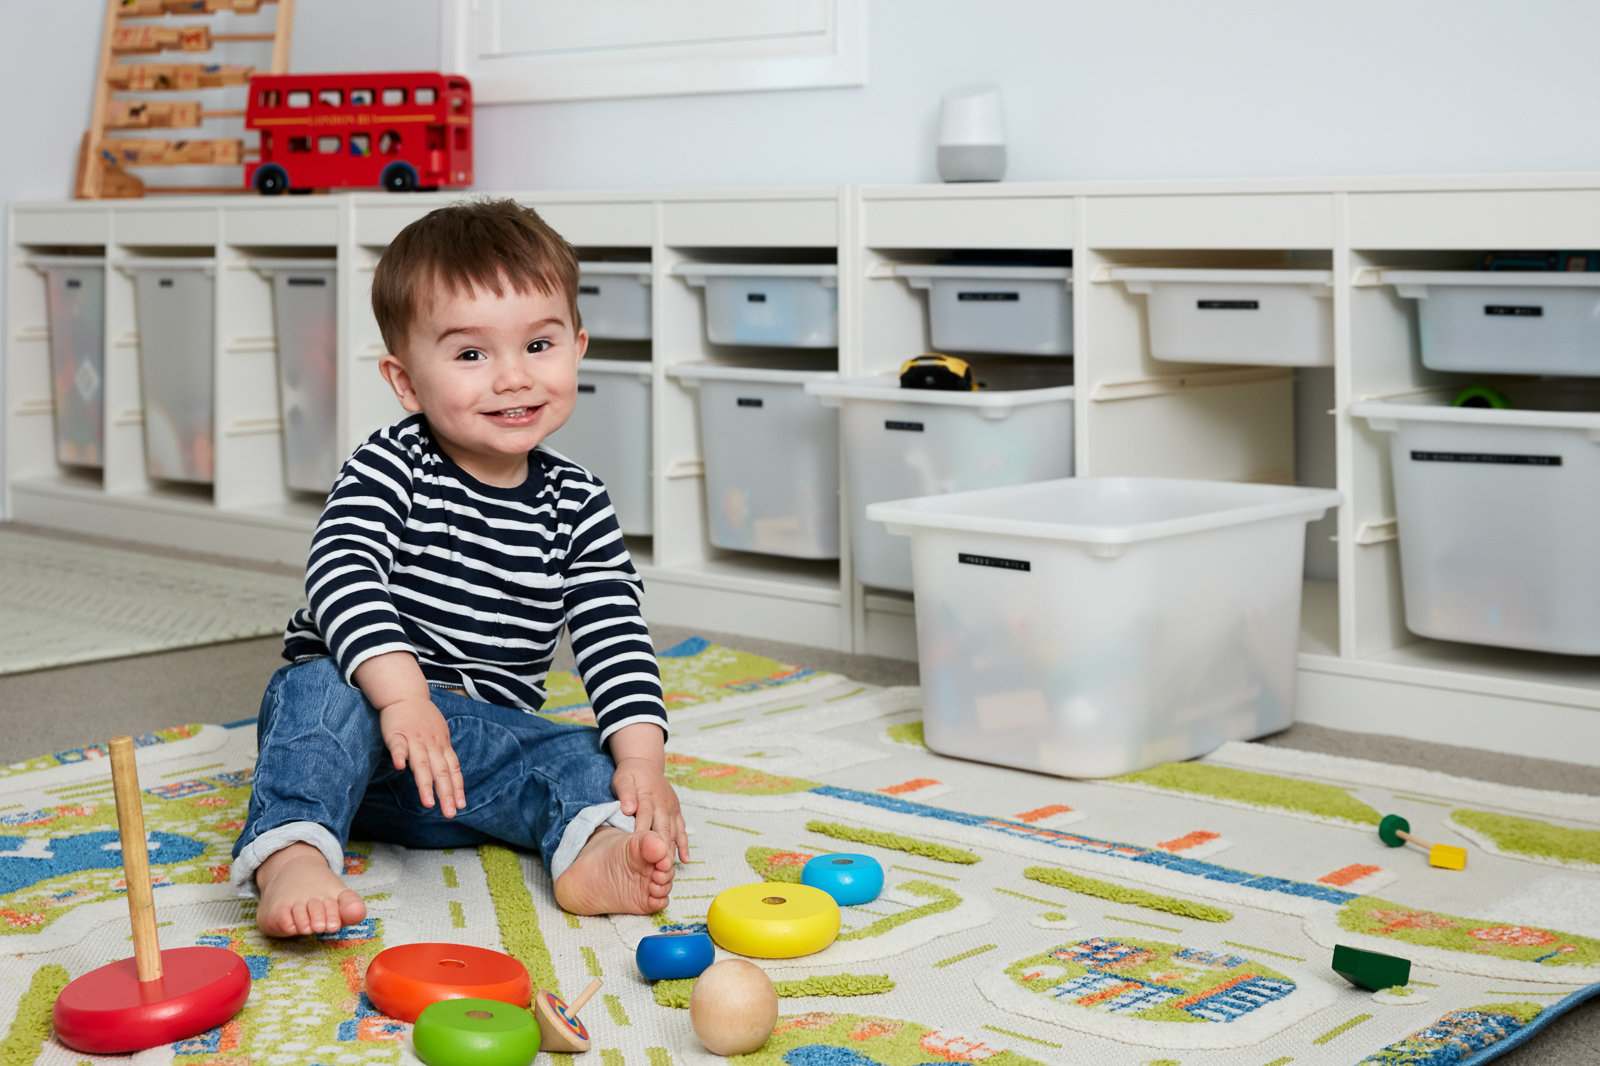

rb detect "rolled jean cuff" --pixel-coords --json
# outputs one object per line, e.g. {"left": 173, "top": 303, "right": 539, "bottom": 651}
{"left": 232, "top": 821, "right": 346, "bottom": 899}
{"left": 549, "top": 801, "right": 635, "bottom": 884}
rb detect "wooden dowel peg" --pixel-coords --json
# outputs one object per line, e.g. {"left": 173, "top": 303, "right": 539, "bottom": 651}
{"left": 568, "top": 978, "right": 602, "bottom": 1015}
{"left": 109, "top": 735, "right": 162, "bottom": 983}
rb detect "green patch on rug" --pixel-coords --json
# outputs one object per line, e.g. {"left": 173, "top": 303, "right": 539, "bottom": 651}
{"left": 1111, "top": 762, "right": 1382, "bottom": 825}
{"left": 0, "top": 964, "right": 68, "bottom": 1066}
{"left": 1450, "top": 809, "right": 1600, "bottom": 866}
{"left": 806, "top": 820, "right": 980, "bottom": 864}
{"left": 1024, "top": 866, "right": 1234, "bottom": 923}
{"left": 655, "top": 975, "right": 894, "bottom": 1008}
{"left": 748, "top": 845, "right": 812, "bottom": 883}
{"left": 1338, "top": 896, "right": 1600, "bottom": 968}
{"left": 666, "top": 754, "right": 819, "bottom": 796}
{"left": 721, "top": 1012, "right": 1046, "bottom": 1066}
{"left": 0, "top": 723, "right": 204, "bottom": 779}
{"left": 481, "top": 845, "right": 560, "bottom": 996}
{"left": 884, "top": 722, "right": 925, "bottom": 748}
{"left": 838, "top": 880, "right": 960, "bottom": 941}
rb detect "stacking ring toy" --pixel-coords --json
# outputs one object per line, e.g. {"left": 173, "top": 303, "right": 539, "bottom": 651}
{"left": 365, "top": 944, "right": 531, "bottom": 1024}
{"left": 413, "top": 998, "right": 539, "bottom": 1066}
{"left": 637, "top": 931, "right": 716, "bottom": 980}
{"left": 707, "top": 883, "right": 840, "bottom": 958}
{"left": 801, "top": 853, "right": 884, "bottom": 906}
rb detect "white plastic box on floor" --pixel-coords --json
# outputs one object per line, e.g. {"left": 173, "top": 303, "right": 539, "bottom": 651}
{"left": 577, "top": 262, "right": 652, "bottom": 341}
{"left": 807, "top": 363, "right": 1075, "bottom": 592}
{"left": 544, "top": 360, "right": 653, "bottom": 536}
{"left": 669, "top": 362, "right": 840, "bottom": 559}
{"left": 122, "top": 259, "right": 216, "bottom": 484}
{"left": 674, "top": 263, "right": 838, "bottom": 348}
{"left": 1108, "top": 268, "right": 1334, "bottom": 367}
{"left": 1353, "top": 385, "right": 1600, "bottom": 654}
{"left": 1378, "top": 270, "right": 1600, "bottom": 376}
{"left": 254, "top": 261, "right": 338, "bottom": 494}
{"left": 30, "top": 257, "right": 106, "bottom": 468}
{"left": 896, "top": 264, "right": 1074, "bottom": 356}
{"left": 867, "top": 477, "right": 1341, "bottom": 778}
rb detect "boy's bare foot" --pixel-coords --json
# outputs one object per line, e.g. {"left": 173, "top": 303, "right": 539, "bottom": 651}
{"left": 254, "top": 841, "right": 367, "bottom": 937}
{"left": 553, "top": 827, "right": 674, "bottom": 916}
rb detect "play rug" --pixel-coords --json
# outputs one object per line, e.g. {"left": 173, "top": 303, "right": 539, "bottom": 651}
{"left": 0, "top": 639, "right": 1597, "bottom": 1066}
{"left": 0, "top": 527, "right": 306, "bottom": 675}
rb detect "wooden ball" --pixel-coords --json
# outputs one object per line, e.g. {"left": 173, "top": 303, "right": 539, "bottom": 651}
{"left": 688, "top": 960, "right": 778, "bottom": 1056}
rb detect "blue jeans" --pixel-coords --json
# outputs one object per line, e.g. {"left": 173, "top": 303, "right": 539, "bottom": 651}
{"left": 230, "top": 657, "right": 629, "bottom": 896}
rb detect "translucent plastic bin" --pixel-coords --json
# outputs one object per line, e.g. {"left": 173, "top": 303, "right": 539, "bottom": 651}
{"left": 896, "top": 265, "right": 1073, "bottom": 356}
{"left": 1110, "top": 268, "right": 1334, "bottom": 367}
{"left": 867, "top": 478, "right": 1341, "bottom": 777}
{"left": 578, "top": 262, "right": 652, "bottom": 341}
{"left": 674, "top": 263, "right": 838, "bottom": 348}
{"left": 808, "top": 364, "right": 1075, "bottom": 592}
{"left": 31, "top": 257, "right": 106, "bottom": 467}
{"left": 1353, "top": 385, "right": 1600, "bottom": 654}
{"left": 124, "top": 259, "right": 216, "bottom": 483}
{"left": 545, "top": 360, "right": 653, "bottom": 535}
{"left": 1380, "top": 270, "right": 1600, "bottom": 376}
{"left": 668, "top": 363, "right": 840, "bottom": 558}
{"left": 254, "top": 261, "right": 337, "bottom": 493}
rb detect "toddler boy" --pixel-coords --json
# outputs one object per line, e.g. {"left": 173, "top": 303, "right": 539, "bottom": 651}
{"left": 231, "top": 199, "right": 684, "bottom": 937}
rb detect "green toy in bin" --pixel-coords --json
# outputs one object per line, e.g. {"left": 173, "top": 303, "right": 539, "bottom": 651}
{"left": 1451, "top": 385, "right": 1510, "bottom": 409}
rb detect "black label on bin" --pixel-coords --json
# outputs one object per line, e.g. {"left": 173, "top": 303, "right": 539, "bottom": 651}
{"left": 958, "top": 291, "right": 1019, "bottom": 301}
{"left": 1411, "top": 450, "right": 1562, "bottom": 466}
{"left": 577, "top": 384, "right": 596, "bottom": 393}
{"left": 959, "top": 552, "right": 1031, "bottom": 572}
{"left": 1485, "top": 304, "right": 1543, "bottom": 317}
{"left": 65, "top": 279, "right": 81, "bottom": 289}
{"left": 578, "top": 285, "right": 600, "bottom": 295}
{"left": 737, "top": 397, "right": 764, "bottom": 408}
{"left": 287, "top": 276, "right": 326, "bottom": 287}
{"left": 885, "top": 420, "right": 924, "bottom": 432}
{"left": 746, "top": 292, "right": 767, "bottom": 302}
{"left": 159, "top": 278, "right": 174, "bottom": 287}
{"left": 1198, "top": 299, "right": 1259, "bottom": 310}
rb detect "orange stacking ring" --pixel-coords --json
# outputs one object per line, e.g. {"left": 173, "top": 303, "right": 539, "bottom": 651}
{"left": 365, "top": 944, "right": 532, "bottom": 1024}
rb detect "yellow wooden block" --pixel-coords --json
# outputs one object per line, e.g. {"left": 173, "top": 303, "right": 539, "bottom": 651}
{"left": 1428, "top": 844, "right": 1467, "bottom": 870}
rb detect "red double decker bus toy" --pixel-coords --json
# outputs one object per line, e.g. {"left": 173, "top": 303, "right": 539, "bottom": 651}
{"left": 245, "top": 71, "right": 472, "bottom": 194}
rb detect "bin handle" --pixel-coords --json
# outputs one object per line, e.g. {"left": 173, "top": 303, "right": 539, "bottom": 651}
{"left": 1395, "top": 284, "right": 1428, "bottom": 300}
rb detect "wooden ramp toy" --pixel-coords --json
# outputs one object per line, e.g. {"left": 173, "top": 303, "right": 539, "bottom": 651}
{"left": 533, "top": 977, "right": 603, "bottom": 1052}
{"left": 1378, "top": 814, "right": 1467, "bottom": 870}
{"left": 51, "top": 736, "right": 252, "bottom": 1054}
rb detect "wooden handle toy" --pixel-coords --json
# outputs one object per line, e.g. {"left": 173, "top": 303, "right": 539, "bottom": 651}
{"left": 1378, "top": 814, "right": 1467, "bottom": 870}
{"left": 51, "top": 736, "right": 252, "bottom": 1054}
{"left": 413, "top": 997, "right": 540, "bottom": 1066}
{"left": 706, "top": 883, "right": 840, "bottom": 958}
{"left": 365, "top": 943, "right": 531, "bottom": 1024}
{"left": 689, "top": 959, "right": 778, "bottom": 1056}
{"left": 533, "top": 977, "right": 602, "bottom": 1052}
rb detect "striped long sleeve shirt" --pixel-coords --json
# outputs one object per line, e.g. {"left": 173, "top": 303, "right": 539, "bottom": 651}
{"left": 283, "top": 415, "right": 666, "bottom": 745}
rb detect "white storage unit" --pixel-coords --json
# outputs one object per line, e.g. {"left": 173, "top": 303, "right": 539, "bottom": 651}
{"left": 578, "top": 262, "right": 652, "bottom": 341}
{"left": 1353, "top": 387, "right": 1600, "bottom": 655}
{"left": 253, "top": 261, "right": 338, "bottom": 494}
{"left": 867, "top": 478, "right": 1340, "bottom": 778}
{"left": 808, "top": 365, "right": 1075, "bottom": 592}
{"left": 123, "top": 259, "right": 216, "bottom": 484}
{"left": 30, "top": 257, "right": 105, "bottom": 468}
{"left": 1108, "top": 268, "right": 1334, "bottom": 367}
{"left": 544, "top": 359, "right": 653, "bottom": 536}
{"left": 1379, "top": 270, "right": 1600, "bottom": 376}
{"left": 896, "top": 264, "right": 1073, "bottom": 355}
{"left": 674, "top": 263, "right": 838, "bottom": 348}
{"left": 669, "top": 363, "right": 840, "bottom": 559}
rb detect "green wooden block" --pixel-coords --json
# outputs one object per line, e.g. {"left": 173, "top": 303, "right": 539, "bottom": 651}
{"left": 1332, "top": 944, "right": 1411, "bottom": 992}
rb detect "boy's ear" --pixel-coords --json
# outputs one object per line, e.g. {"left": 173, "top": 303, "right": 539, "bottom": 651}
{"left": 378, "top": 352, "right": 424, "bottom": 414}
{"left": 575, "top": 327, "right": 588, "bottom": 365}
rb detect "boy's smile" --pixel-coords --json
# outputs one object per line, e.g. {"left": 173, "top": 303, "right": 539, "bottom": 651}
{"left": 378, "top": 278, "right": 587, "bottom": 488}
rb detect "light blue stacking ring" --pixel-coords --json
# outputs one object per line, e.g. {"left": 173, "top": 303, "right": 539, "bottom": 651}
{"left": 801, "top": 853, "right": 884, "bottom": 906}
{"left": 636, "top": 931, "right": 716, "bottom": 981}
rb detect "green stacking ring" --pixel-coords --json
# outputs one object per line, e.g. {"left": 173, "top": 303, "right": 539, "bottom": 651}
{"left": 1378, "top": 813, "right": 1411, "bottom": 848}
{"left": 413, "top": 998, "right": 539, "bottom": 1066}
{"left": 1451, "top": 385, "right": 1511, "bottom": 409}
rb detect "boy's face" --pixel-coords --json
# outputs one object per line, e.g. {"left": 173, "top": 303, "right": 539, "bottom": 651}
{"left": 378, "top": 276, "right": 586, "bottom": 485}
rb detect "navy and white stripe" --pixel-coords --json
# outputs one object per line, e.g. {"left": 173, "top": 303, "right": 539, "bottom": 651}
{"left": 284, "top": 414, "right": 665, "bottom": 744}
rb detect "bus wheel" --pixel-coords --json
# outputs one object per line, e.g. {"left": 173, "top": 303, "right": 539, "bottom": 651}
{"left": 382, "top": 163, "right": 418, "bottom": 193}
{"left": 253, "top": 164, "right": 289, "bottom": 195}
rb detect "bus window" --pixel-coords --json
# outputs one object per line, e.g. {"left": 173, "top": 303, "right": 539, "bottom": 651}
{"left": 318, "top": 88, "right": 343, "bottom": 107}
{"left": 350, "top": 133, "right": 371, "bottom": 157}
{"left": 351, "top": 88, "right": 374, "bottom": 106}
{"left": 288, "top": 136, "right": 311, "bottom": 153}
{"left": 259, "top": 88, "right": 280, "bottom": 108}
{"left": 287, "top": 90, "right": 310, "bottom": 108}
{"left": 317, "top": 135, "right": 341, "bottom": 154}
{"left": 378, "top": 130, "right": 402, "bottom": 154}
{"left": 415, "top": 87, "right": 437, "bottom": 105}
{"left": 451, "top": 94, "right": 466, "bottom": 114}
{"left": 381, "top": 88, "right": 407, "bottom": 106}
{"left": 455, "top": 127, "right": 470, "bottom": 150}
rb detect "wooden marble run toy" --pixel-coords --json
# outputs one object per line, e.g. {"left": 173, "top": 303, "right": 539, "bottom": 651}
{"left": 1378, "top": 814, "right": 1468, "bottom": 870}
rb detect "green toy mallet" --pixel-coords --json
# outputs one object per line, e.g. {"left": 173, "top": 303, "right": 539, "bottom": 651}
{"left": 1378, "top": 814, "right": 1466, "bottom": 870}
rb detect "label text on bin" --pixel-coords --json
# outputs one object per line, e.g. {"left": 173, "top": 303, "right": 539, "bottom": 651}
{"left": 1198, "top": 299, "right": 1258, "bottom": 310}
{"left": 959, "top": 552, "right": 1031, "bottom": 572}
{"left": 1484, "top": 305, "right": 1543, "bottom": 317}
{"left": 1411, "top": 451, "right": 1562, "bottom": 466}
{"left": 885, "top": 420, "right": 924, "bottom": 432}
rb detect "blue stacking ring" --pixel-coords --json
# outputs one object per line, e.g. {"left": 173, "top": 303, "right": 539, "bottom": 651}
{"left": 636, "top": 931, "right": 716, "bottom": 981}
{"left": 801, "top": 853, "right": 884, "bottom": 906}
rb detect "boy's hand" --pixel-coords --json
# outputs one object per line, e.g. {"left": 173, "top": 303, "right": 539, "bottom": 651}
{"left": 613, "top": 757, "right": 689, "bottom": 863}
{"left": 378, "top": 697, "right": 466, "bottom": 818}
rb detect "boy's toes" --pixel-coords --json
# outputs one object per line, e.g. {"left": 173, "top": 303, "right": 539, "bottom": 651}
{"left": 339, "top": 890, "right": 367, "bottom": 927}
{"left": 635, "top": 830, "right": 670, "bottom": 868}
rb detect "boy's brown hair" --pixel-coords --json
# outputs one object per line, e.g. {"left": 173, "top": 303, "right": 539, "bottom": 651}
{"left": 371, "top": 198, "right": 582, "bottom": 356}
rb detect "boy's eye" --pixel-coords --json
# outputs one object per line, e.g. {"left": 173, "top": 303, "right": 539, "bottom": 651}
{"left": 457, "top": 349, "right": 486, "bottom": 361}
{"left": 527, "top": 339, "right": 551, "bottom": 354}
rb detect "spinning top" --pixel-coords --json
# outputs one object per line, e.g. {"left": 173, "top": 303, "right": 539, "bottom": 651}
{"left": 533, "top": 977, "right": 603, "bottom": 1052}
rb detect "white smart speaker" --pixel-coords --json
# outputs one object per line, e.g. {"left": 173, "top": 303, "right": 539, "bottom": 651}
{"left": 937, "top": 83, "right": 1006, "bottom": 183}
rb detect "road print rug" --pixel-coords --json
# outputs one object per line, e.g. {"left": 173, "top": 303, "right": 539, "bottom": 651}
{"left": 0, "top": 638, "right": 1596, "bottom": 1066}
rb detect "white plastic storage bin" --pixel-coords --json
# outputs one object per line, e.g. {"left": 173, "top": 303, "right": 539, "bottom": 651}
{"left": 578, "top": 262, "right": 652, "bottom": 341}
{"left": 253, "top": 261, "right": 338, "bottom": 493}
{"left": 31, "top": 257, "right": 106, "bottom": 467}
{"left": 867, "top": 478, "right": 1340, "bottom": 778}
{"left": 123, "top": 259, "right": 216, "bottom": 484}
{"left": 674, "top": 263, "right": 838, "bottom": 348}
{"left": 896, "top": 265, "right": 1073, "bottom": 356}
{"left": 668, "top": 363, "right": 840, "bottom": 558}
{"left": 1353, "top": 385, "right": 1600, "bottom": 654}
{"left": 1378, "top": 270, "right": 1600, "bottom": 376}
{"left": 808, "top": 365, "right": 1075, "bottom": 592}
{"left": 1109, "top": 268, "right": 1334, "bottom": 367}
{"left": 545, "top": 360, "right": 653, "bottom": 536}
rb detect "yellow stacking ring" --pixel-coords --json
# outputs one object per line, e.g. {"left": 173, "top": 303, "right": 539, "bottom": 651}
{"left": 706, "top": 883, "right": 841, "bottom": 959}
